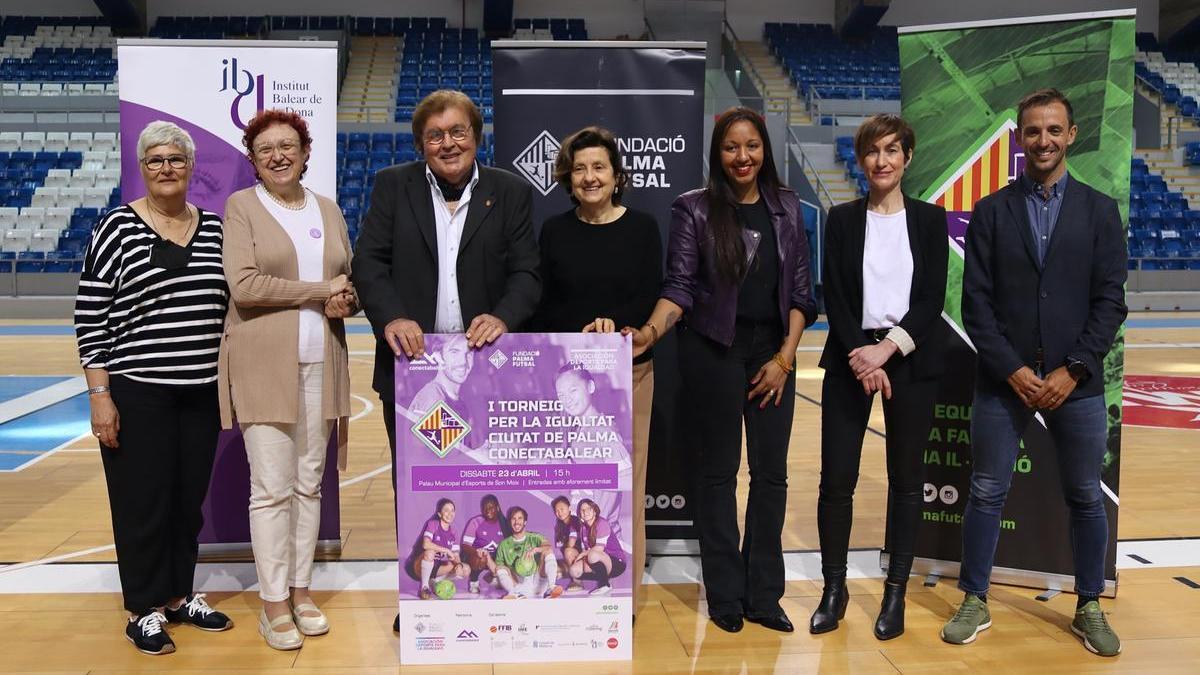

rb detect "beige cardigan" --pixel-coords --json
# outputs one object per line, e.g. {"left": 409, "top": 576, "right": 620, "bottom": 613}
{"left": 217, "top": 186, "right": 352, "bottom": 469}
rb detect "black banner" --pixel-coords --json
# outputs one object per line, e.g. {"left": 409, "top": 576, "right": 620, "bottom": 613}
{"left": 493, "top": 42, "right": 706, "bottom": 549}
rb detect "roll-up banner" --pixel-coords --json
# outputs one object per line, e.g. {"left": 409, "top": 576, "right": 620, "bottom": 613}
{"left": 117, "top": 39, "right": 342, "bottom": 551}
{"left": 492, "top": 42, "right": 707, "bottom": 553}
{"left": 894, "top": 11, "right": 1132, "bottom": 594}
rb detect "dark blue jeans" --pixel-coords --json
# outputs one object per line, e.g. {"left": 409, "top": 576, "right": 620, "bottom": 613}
{"left": 958, "top": 386, "right": 1109, "bottom": 596}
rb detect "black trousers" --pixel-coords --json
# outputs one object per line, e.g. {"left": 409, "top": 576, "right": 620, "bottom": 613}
{"left": 679, "top": 321, "right": 795, "bottom": 617}
{"left": 817, "top": 366, "right": 937, "bottom": 584}
{"left": 100, "top": 376, "right": 219, "bottom": 614}
{"left": 382, "top": 398, "right": 398, "bottom": 497}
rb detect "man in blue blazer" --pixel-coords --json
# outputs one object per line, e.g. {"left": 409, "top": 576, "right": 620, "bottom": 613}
{"left": 940, "top": 89, "right": 1127, "bottom": 657}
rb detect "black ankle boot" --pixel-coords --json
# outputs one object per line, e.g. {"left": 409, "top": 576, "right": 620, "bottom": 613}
{"left": 809, "top": 579, "right": 849, "bottom": 634}
{"left": 873, "top": 581, "right": 906, "bottom": 640}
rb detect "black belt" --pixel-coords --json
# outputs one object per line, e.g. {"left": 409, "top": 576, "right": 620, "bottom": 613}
{"left": 864, "top": 328, "right": 890, "bottom": 343}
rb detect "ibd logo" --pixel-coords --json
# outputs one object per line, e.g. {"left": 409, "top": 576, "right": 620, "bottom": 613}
{"left": 220, "top": 57, "right": 265, "bottom": 130}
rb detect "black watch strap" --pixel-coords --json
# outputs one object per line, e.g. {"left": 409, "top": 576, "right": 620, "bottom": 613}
{"left": 1066, "top": 357, "right": 1089, "bottom": 381}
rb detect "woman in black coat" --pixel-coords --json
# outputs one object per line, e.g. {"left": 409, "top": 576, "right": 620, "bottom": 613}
{"left": 812, "top": 114, "right": 948, "bottom": 640}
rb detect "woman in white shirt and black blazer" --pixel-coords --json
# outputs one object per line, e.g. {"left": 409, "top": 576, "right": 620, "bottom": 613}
{"left": 811, "top": 114, "right": 949, "bottom": 640}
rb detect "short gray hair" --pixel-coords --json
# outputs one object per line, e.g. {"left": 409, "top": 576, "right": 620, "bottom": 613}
{"left": 136, "top": 121, "right": 196, "bottom": 162}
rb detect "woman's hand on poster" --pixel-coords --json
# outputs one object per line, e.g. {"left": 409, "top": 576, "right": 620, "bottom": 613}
{"left": 861, "top": 368, "right": 893, "bottom": 399}
{"left": 582, "top": 317, "right": 616, "bottom": 333}
{"left": 90, "top": 392, "right": 120, "bottom": 448}
{"left": 620, "top": 325, "right": 653, "bottom": 358}
{"left": 522, "top": 549, "right": 536, "bottom": 561}
{"left": 848, "top": 340, "right": 898, "bottom": 378}
{"left": 748, "top": 359, "right": 788, "bottom": 409}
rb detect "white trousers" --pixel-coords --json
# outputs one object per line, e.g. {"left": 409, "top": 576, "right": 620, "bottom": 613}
{"left": 242, "top": 363, "right": 331, "bottom": 602}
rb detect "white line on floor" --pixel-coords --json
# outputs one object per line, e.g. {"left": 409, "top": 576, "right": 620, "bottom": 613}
{"left": 2, "top": 539, "right": 1196, "bottom": 594}
{"left": 0, "top": 543, "right": 115, "bottom": 575}
{"left": 350, "top": 394, "right": 375, "bottom": 422}
{"left": 0, "top": 376, "right": 85, "bottom": 425}
{"left": 339, "top": 464, "right": 391, "bottom": 488}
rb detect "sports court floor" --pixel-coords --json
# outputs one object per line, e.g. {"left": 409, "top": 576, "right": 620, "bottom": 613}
{"left": 0, "top": 314, "right": 1197, "bottom": 673}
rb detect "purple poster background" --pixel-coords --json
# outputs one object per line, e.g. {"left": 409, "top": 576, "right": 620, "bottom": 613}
{"left": 396, "top": 333, "right": 634, "bottom": 601}
{"left": 118, "top": 100, "right": 257, "bottom": 217}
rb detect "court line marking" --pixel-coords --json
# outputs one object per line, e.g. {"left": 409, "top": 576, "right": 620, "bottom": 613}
{"left": 350, "top": 394, "right": 374, "bottom": 422}
{"left": 339, "top": 464, "right": 391, "bottom": 489}
{"left": 2, "top": 538, "right": 1197, "bottom": 592}
{"left": 0, "top": 429, "right": 92, "bottom": 473}
{"left": 0, "top": 543, "right": 115, "bottom": 575}
{"left": 0, "top": 376, "right": 84, "bottom": 425}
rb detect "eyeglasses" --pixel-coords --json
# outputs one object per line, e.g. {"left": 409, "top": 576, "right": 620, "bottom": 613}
{"left": 142, "top": 155, "right": 189, "bottom": 171}
{"left": 252, "top": 139, "right": 302, "bottom": 159}
{"left": 423, "top": 125, "right": 473, "bottom": 146}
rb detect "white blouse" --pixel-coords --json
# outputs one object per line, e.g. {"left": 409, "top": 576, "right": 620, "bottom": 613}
{"left": 257, "top": 185, "right": 326, "bottom": 363}
{"left": 861, "top": 208, "right": 913, "bottom": 333}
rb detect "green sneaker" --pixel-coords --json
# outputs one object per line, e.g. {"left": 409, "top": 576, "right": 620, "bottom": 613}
{"left": 1071, "top": 601, "right": 1122, "bottom": 656}
{"left": 940, "top": 595, "right": 992, "bottom": 644}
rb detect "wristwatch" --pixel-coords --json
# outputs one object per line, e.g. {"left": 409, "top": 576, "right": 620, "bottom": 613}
{"left": 1065, "top": 357, "right": 1089, "bottom": 382}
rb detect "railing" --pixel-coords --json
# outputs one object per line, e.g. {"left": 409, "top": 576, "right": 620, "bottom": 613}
{"left": 719, "top": 19, "right": 791, "bottom": 122}
{"left": 786, "top": 125, "right": 833, "bottom": 283}
{"left": 804, "top": 82, "right": 900, "bottom": 124}
{"left": 788, "top": 125, "right": 835, "bottom": 207}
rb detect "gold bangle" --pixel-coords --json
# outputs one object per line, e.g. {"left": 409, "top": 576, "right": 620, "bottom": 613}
{"left": 645, "top": 323, "right": 660, "bottom": 346}
{"left": 773, "top": 352, "right": 793, "bottom": 373}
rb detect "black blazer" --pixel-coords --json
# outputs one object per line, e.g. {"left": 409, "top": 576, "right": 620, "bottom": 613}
{"left": 962, "top": 174, "right": 1127, "bottom": 399}
{"left": 819, "top": 195, "right": 949, "bottom": 382}
{"left": 354, "top": 161, "right": 541, "bottom": 396}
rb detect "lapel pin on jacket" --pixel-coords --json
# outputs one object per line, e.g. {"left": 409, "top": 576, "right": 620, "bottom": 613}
{"left": 485, "top": 197, "right": 493, "bottom": 208}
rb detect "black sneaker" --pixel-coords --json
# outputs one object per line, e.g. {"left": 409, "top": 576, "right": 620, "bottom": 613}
{"left": 165, "top": 593, "right": 233, "bottom": 631}
{"left": 126, "top": 611, "right": 176, "bottom": 655}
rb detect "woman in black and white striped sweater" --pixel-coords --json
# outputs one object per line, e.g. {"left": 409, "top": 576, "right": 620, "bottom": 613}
{"left": 74, "top": 121, "right": 233, "bottom": 656}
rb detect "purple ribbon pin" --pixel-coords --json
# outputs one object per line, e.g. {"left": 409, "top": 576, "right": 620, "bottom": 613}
{"left": 309, "top": 228, "right": 322, "bottom": 239}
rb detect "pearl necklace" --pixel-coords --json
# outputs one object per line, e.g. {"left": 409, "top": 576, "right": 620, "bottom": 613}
{"left": 261, "top": 184, "right": 308, "bottom": 211}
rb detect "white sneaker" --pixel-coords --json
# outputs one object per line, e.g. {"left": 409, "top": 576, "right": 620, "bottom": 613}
{"left": 589, "top": 584, "right": 612, "bottom": 596}
{"left": 469, "top": 581, "right": 480, "bottom": 594}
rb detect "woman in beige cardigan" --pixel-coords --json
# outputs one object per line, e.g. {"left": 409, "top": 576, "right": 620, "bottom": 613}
{"left": 218, "top": 110, "right": 355, "bottom": 651}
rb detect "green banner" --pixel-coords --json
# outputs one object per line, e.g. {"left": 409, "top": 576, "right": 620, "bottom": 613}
{"left": 897, "top": 13, "right": 1132, "bottom": 592}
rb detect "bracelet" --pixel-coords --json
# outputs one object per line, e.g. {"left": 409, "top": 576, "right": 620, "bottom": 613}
{"left": 87, "top": 385, "right": 110, "bottom": 395}
{"left": 644, "top": 322, "right": 660, "bottom": 346}
{"left": 772, "top": 353, "right": 793, "bottom": 373}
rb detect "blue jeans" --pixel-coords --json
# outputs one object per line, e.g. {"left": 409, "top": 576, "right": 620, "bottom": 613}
{"left": 958, "top": 386, "right": 1109, "bottom": 596}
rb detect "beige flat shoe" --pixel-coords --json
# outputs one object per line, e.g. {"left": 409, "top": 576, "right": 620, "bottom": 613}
{"left": 258, "top": 609, "right": 303, "bottom": 650}
{"left": 291, "top": 602, "right": 329, "bottom": 636}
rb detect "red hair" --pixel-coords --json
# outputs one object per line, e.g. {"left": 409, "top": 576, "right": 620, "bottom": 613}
{"left": 241, "top": 109, "right": 313, "bottom": 179}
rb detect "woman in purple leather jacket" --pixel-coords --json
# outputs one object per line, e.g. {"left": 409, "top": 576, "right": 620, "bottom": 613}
{"left": 624, "top": 107, "right": 816, "bottom": 634}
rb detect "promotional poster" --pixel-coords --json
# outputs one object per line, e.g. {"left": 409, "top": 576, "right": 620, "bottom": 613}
{"left": 395, "top": 333, "right": 633, "bottom": 664}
